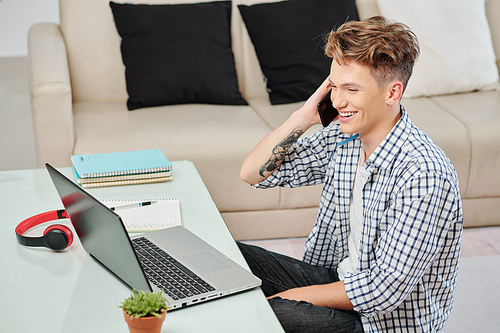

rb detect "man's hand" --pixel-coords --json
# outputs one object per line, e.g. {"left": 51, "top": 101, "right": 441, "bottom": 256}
{"left": 240, "top": 77, "right": 333, "bottom": 185}
{"left": 296, "top": 77, "right": 333, "bottom": 126}
{"left": 267, "top": 281, "right": 354, "bottom": 311}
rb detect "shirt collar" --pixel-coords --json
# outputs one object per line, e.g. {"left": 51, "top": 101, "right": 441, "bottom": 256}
{"left": 365, "top": 106, "right": 410, "bottom": 171}
{"left": 336, "top": 106, "right": 411, "bottom": 172}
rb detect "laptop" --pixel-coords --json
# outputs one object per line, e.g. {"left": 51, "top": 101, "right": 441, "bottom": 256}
{"left": 45, "top": 163, "right": 261, "bottom": 310}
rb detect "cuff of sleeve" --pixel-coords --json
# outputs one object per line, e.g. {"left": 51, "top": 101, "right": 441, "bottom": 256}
{"left": 344, "top": 271, "right": 374, "bottom": 317}
{"left": 251, "top": 170, "right": 282, "bottom": 189}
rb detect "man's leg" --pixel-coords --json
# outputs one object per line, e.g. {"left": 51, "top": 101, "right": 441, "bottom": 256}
{"left": 237, "top": 242, "right": 363, "bottom": 333}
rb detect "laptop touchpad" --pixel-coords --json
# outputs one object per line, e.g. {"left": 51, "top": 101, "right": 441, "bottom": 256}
{"left": 185, "top": 251, "right": 231, "bottom": 273}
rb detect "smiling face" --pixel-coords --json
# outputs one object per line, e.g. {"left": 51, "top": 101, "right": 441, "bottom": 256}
{"left": 329, "top": 59, "right": 402, "bottom": 149}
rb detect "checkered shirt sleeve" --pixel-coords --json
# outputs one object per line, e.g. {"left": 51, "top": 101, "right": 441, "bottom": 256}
{"left": 254, "top": 124, "right": 346, "bottom": 189}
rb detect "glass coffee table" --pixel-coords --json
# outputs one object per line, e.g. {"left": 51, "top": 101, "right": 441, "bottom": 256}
{"left": 0, "top": 161, "right": 284, "bottom": 332}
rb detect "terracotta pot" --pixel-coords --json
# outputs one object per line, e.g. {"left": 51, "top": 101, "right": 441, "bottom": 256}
{"left": 123, "top": 309, "right": 167, "bottom": 333}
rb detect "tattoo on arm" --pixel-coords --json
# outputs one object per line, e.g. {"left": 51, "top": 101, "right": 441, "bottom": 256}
{"left": 259, "top": 128, "right": 303, "bottom": 177}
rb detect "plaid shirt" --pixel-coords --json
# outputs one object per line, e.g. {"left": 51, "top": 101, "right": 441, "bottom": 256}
{"left": 254, "top": 109, "right": 463, "bottom": 332}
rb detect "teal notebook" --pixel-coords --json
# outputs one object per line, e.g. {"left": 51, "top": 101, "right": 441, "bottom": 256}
{"left": 71, "top": 149, "right": 173, "bottom": 179}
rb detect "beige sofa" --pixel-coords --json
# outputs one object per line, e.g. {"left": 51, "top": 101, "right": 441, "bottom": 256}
{"left": 28, "top": 0, "right": 500, "bottom": 241}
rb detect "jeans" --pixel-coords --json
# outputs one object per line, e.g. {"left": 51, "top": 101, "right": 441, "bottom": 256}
{"left": 237, "top": 242, "right": 364, "bottom": 333}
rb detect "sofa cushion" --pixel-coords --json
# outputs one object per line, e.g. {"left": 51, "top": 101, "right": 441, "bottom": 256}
{"left": 401, "top": 97, "right": 470, "bottom": 198}
{"left": 72, "top": 101, "right": 283, "bottom": 212}
{"left": 376, "top": 0, "right": 499, "bottom": 98}
{"left": 110, "top": 1, "right": 247, "bottom": 110}
{"left": 430, "top": 90, "right": 500, "bottom": 199}
{"left": 238, "top": 0, "right": 359, "bottom": 105}
{"left": 246, "top": 96, "right": 322, "bottom": 138}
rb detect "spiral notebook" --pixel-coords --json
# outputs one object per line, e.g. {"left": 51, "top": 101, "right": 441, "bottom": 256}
{"left": 71, "top": 149, "right": 173, "bottom": 179}
{"left": 100, "top": 198, "right": 181, "bottom": 232}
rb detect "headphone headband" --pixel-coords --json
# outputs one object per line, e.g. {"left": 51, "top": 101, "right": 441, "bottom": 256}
{"left": 16, "top": 210, "right": 73, "bottom": 251}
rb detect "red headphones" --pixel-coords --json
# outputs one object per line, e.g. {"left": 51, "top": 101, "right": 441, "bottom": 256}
{"left": 16, "top": 210, "right": 74, "bottom": 251}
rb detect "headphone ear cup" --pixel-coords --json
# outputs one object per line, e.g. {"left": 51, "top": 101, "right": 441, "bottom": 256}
{"left": 43, "top": 224, "right": 74, "bottom": 251}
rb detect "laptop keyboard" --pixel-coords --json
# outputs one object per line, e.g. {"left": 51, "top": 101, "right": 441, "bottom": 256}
{"left": 132, "top": 237, "right": 215, "bottom": 300}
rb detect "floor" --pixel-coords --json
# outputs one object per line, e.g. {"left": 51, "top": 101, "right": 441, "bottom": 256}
{"left": 2, "top": 56, "right": 499, "bottom": 331}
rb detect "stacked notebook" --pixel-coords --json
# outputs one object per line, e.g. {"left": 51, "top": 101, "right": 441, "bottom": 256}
{"left": 71, "top": 149, "right": 173, "bottom": 188}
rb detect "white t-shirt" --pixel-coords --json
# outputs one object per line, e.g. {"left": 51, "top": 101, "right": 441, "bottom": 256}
{"left": 337, "top": 161, "right": 370, "bottom": 280}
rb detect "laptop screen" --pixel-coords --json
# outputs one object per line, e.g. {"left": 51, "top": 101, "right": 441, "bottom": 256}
{"left": 46, "top": 164, "right": 151, "bottom": 292}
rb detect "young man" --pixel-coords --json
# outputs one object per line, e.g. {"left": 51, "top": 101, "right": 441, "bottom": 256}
{"left": 238, "top": 17, "right": 463, "bottom": 333}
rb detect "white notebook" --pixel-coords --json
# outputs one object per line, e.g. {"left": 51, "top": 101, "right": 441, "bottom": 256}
{"left": 100, "top": 198, "right": 181, "bottom": 232}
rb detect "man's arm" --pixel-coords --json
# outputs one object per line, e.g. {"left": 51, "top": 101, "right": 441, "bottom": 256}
{"left": 240, "top": 79, "right": 331, "bottom": 185}
{"left": 269, "top": 281, "right": 353, "bottom": 311}
{"left": 257, "top": 127, "right": 304, "bottom": 178}
{"left": 240, "top": 115, "right": 308, "bottom": 185}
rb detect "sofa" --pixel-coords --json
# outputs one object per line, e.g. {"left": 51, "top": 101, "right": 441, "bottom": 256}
{"left": 28, "top": 0, "right": 500, "bottom": 241}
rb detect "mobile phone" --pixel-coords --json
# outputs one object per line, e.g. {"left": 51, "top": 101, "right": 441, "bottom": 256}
{"left": 317, "top": 90, "right": 339, "bottom": 127}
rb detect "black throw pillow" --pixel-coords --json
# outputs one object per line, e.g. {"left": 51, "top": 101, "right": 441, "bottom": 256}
{"left": 110, "top": 1, "right": 247, "bottom": 110}
{"left": 238, "top": 0, "right": 358, "bottom": 105}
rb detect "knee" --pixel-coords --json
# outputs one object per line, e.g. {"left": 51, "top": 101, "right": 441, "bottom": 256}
{"left": 268, "top": 297, "right": 363, "bottom": 333}
{"left": 269, "top": 297, "right": 326, "bottom": 332}
{"left": 236, "top": 242, "right": 256, "bottom": 267}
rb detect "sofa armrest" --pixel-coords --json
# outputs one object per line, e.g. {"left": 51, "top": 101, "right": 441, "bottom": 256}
{"left": 28, "top": 23, "right": 74, "bottom": 168}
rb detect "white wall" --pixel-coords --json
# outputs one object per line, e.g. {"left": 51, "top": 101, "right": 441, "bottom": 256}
{"left": 0, "top": 0, "right": 59, "bottom": 57}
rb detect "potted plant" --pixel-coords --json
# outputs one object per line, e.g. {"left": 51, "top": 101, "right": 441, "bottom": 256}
{"left": 119, "top": 289, "right": 170, "bottom": 333}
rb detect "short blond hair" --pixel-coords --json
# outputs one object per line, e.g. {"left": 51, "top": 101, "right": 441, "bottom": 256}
{"left": 325, "top": 16, "right": 420, "bottom": 92}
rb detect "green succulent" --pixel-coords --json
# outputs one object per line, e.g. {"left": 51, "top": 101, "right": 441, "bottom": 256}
{"left": 119, "top": 290, "right": 170, "bottom": 319}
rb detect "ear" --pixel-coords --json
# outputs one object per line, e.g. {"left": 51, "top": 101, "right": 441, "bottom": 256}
{"left": 385, "top": 81, "right": 403, "bottom": 106}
